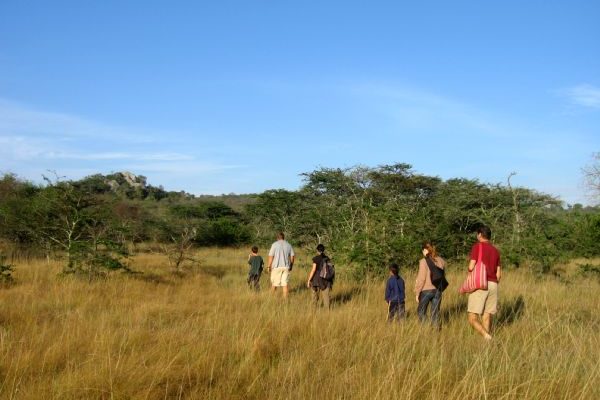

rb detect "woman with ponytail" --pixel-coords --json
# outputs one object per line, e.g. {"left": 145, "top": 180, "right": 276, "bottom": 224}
{"left": 415, "top": 241, "right": 447, "bottom": 328}
{"left": 307, "top": 244, "right": 333, "bottom": 309}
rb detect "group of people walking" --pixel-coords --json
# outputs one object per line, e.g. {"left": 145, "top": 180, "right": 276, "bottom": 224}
{"left": 247, "top": 232, "right": 333, "bottom": 307}
{"left": 246, "top": 226, "right": 501, "bottom": 340}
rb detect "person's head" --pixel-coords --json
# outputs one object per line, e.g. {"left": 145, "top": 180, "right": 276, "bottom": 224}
{"left": 389, "top": 263, "right": 399, "bottom": 276}
{"left": 276, "top": 231, "right": 285, "bottom": 240}
{"left": 316, "top": 244, "right": 325, "bottom": 254}
{"left": 251, "top": 246, "right": 259, "bottom": 254}
{"left": 477, "top": 225, "right": 492, "bottom": 241}
{"left": 421, "top": 241, "right": 437, "bottom": 259}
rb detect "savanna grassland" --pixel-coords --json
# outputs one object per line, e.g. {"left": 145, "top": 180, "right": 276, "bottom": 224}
{"left": 1, "top": 249, "right": 599, "bottom": 400}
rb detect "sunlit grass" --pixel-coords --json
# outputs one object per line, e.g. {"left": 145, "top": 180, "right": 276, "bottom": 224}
{"left": 0, "top": 249, "right": 598, "bottom": 399}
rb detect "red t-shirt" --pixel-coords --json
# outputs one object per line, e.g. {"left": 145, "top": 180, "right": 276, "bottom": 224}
{"left": 470, "top": 242, "right": 501, "bottom": 283}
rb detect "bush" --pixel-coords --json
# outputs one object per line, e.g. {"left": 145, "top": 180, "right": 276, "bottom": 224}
{"left": 0, "top": 255, "right": 15, "bottom": 284}
{"left": 579, "top": 263, "right": 600, "bottom": 282}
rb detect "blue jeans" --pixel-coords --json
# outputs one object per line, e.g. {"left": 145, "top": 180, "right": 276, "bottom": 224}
{"left": 388, "top": 301, "right": 405, "bottom": 322}
{"left": 418, "top": 289, "right": 442, "bottom": 327}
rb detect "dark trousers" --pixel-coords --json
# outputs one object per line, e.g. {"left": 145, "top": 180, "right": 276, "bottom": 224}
{"left": 247, "top": 273, "right": 261, "bottom": 291}
{"left": 388, "top": 301, "right": 405, "bottom": 322}
{"left": 311, "top": 286, "right": 331, "bottom": 309}
{"left": 418, "top": 289, "right": 442, "bottom": 327}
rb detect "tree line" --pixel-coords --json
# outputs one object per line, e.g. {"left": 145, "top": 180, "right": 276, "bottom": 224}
{"left": 0, "top": 165, "right": 598, "bottom": 279}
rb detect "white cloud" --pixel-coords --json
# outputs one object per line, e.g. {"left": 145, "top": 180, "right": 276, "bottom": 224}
{"left": 0, "top": 99, "right": 236, "bottom": 186}
{"left": 45, "top": 151, "right": 194, "bottom": 161}
{"left": 0, "top": 98, "right": 156, "bottom": 141}
{"left": 348, "top": 83, "right": 508, "bottom": 138}
{"left": 560, "top": 84, "right": 600, "bottom": 109}
{"left": 345, "top": 81, "right": 595, "bottom": 205}
{"left": 0, "top": 136, "right": 47, "bottom": 160}
{"left": 0, "top": 135, "right": 194, "bottom": 163}
{"left": 123, "top": 162, "right": 244, "bottom": 174}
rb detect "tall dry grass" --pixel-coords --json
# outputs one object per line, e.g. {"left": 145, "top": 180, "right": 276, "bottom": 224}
{"left": 0, "top": 248, "right": 598, "bottom": 399}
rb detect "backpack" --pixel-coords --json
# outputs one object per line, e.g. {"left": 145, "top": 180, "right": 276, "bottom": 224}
{"left": 425, "top": 257, "right": 449, "bottom": 292}
{"left": 318, "top": 257, "right": 335, "bottom": 281}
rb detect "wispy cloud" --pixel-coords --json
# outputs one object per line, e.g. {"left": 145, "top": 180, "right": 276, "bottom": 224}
{"left": 559, "top": 84, "right": 600, "bottom": 109}
{"left": 0, "top": 99, "right": 237, "bottom": 188}
{"left": 0, "top": 136, "right": 195, "bottom": 162}
{"left": 343, "top": 81, "right": 593, "bottom": 205}
{"left": 0, "top": 135, "right": 47, "bottom": 160}
{"left": 46, "top": 151, "right": 194, "bottom": 161}
{"left": 123, "top": 162, "right": 245, "bottom": 174}
{"left": 0, "top": 98, "right": 156, "bottom": 141}
{"left": 348, "top": 82, "right": 509, "bottom": 138}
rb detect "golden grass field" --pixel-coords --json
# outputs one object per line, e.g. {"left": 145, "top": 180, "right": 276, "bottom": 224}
{"left": 0, "top": 248, "right": 599, "bottom": 399}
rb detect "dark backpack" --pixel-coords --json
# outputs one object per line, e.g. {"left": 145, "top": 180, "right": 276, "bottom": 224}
{"left": 425, "top": 257, "right": 449, "bottom": 292}
{"left": 318, "top": 257, "right": 335, "bottom": 281}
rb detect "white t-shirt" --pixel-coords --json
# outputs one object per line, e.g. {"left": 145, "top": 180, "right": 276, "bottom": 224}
{"left": 268, "top": 240, "right": 295, "bottom": 269}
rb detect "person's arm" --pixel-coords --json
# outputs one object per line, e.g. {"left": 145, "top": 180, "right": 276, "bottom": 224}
{"left": 385, "top": 279, "right": 391, "bottom": 303}
{"left": 267, "top": 244, "right": 275, "bottom": 271}
{"left": 468, "top": 244, "right": 477, "bottom": 271}
{"left": 415, "top": 259, "right": 426, "bottom": 302}
{"left": 468, "top": 259, "right": 476, "bottom": 272}
{"left": 496, "top": 253, "right": 502, "bottom": 281}
{"left": 289, "top": 246, "right": 295, "bottom": 268}
{"left": 398, "top": 278, "right": 405, "bottom": 304}
{"left": 307, "top": 262, "right": 317, "bottom": 287}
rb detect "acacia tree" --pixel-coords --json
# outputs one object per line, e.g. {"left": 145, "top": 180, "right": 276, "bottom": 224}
{"left": 246, "top": 189, "right": 306, "bottom": 244}
{"left": 296, "top": 165, "right": 439, "bottom": 277}
{"left": 367, "top": 163, "right": 441, "bottom": 266}
{"left": 0, "top": 174, "right": 40, "bottom": 252}
{"left": 3, "top": 167, "right": 597, "bottom": 282}
{"left": 583, "top": 152, "right": 600, "bottom": 204}
{"left": 159, "top": 223, "right": 198, "bottom": 272}
{"left": 300, "top": 167, "right": 362, "bottom": 246}
{"left": 249, "top": 164, "right": 583, "bottom": 279}
{"left": 33, "top": 176, "right": 130, "bottom": 277}
{"left": 34, "top": 176, "right": 91, "bottom": 271}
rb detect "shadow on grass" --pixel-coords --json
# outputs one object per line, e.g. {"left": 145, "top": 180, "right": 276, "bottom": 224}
{"left": 437, "top": 295, "right": 526, "bottom": 326}
{"left": 198, "top": 265, "right": 227, "bottom": 280}
{"left": 441, "top": 301, "right": 467, "bottom": 324}
{"left": 287, "top": 284, "right": 363, "bottom": 307}
{"left": 331, "top": 286, "right": 363, "bottom": 306}
{"left": 125, "top": 271, "right": 175, "bottom": 285}
{"left": 288, "top": 282, "right": 309, "bottom": 295}
{"left": 497, "top": 295, "right": 526, "bottom": 325}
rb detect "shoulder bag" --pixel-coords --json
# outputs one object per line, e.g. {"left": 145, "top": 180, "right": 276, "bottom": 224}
{"left": 459, "top": 243, "right": 488, "bottom": 294}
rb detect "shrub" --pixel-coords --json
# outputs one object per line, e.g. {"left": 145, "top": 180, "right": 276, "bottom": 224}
{"left": 0, "top": 255, "right": 15, "bottom": 284}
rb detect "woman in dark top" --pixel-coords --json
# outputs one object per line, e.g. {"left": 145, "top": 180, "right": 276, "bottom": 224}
{"left": 306, "top": 244, "right": 333, "bottom": 309}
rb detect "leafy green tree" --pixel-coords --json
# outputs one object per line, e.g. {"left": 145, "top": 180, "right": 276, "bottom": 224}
{"left": 32, "top": 176, "right": 130, "bottom": 277}
{"left": 246, "top": 189, "right": 306, "bottom": 243}
{"left": 0, "top": 174, "right": 40, "bottom": 248}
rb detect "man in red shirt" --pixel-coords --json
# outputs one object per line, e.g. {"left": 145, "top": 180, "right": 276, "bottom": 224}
{"left": 467, "top": 225, "right": 501, "bottom": 340}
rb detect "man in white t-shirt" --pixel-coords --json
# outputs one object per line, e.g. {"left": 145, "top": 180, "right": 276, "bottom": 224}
{"left": 268, "top": 232, "right": 295, "bottom": 298}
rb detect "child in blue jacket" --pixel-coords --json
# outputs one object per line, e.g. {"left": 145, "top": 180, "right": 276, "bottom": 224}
{"left": 385, "top": 263, "right": 405, "bottom": 322}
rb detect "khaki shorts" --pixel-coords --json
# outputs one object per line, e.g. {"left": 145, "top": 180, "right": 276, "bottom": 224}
{"left": 467, "top": 281, "right": 498, "bottom": 315}
{"left": 270, "top": 267, "right": 290, "bottom": 287}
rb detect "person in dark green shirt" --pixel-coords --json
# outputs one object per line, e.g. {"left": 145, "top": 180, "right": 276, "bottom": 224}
{"left": 247, "top": 246, "right": 264, "bottom": 291}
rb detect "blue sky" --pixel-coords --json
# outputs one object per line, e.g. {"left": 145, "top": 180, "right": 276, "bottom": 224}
{"left": 1, "top": 1, "right": 599, "bottom": 204}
